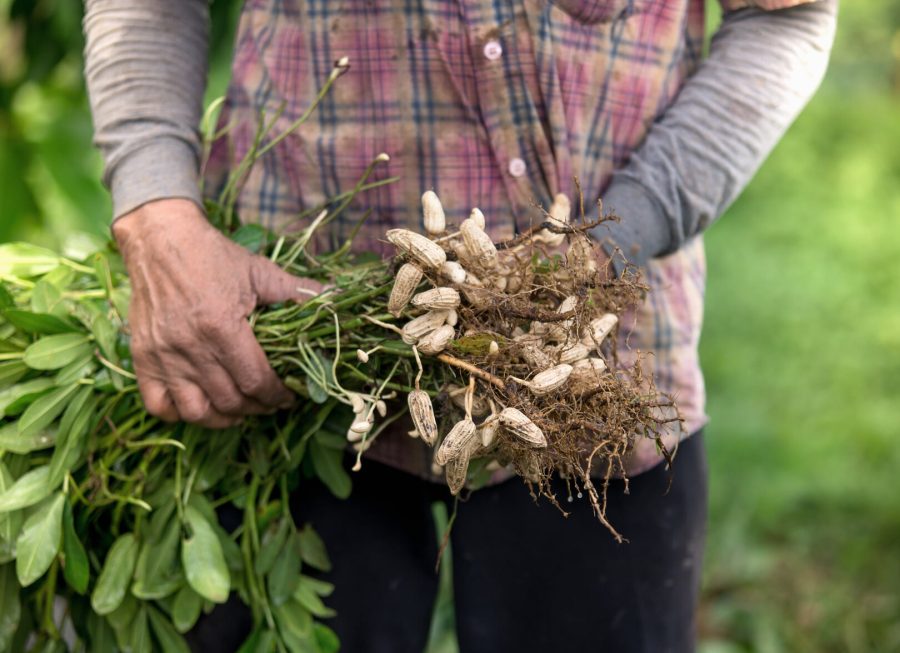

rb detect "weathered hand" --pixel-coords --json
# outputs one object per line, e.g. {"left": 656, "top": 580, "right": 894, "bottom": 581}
{"left": 113, "top": 199, "right": 322, "bottom": 428}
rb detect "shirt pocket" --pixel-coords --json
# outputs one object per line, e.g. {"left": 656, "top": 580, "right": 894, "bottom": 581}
{"left": 547, "top": 0, "right": 639, "bottom": 24}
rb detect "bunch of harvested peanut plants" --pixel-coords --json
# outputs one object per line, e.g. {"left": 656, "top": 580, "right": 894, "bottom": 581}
{"left": 0, "top": 188, "right": 677, "bottom": 652}
{"left": 0, "top": 62, "right": 678, "bottom": 652}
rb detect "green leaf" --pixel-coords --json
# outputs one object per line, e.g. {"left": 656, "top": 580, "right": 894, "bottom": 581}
{"left": 86, "top": 611, "right": 117, "bottom": 653}
{"left": 299, "top": 574, "right": 334, "bottom": 598}
{"left": 47, "top": 387, "right": 97, "bottom": 486}
{"left": 306, "top": 372, "right": 329, "bottom": 404}
{"left": 53, "top": 352, "right": 96, "bottom": 385}
{"left": 0, "top": 243, "right": 59, "bottom": 277}
{"left": 91, "top": 313, "right": 118, "bottom": 362}
{"left": 236, "top": 628, "right": 277, "bottom": 653}
{"left": 41, "top": 265, "right": 76, "bottom": 291}
{"left": 297, "top": 524, "right": 331, "bottom": 573}
{"left": 111, "top": 288, "right": 131, "bottom": 322}
{"left": 185, "top": 495, "right": 242, "bottom": 575}
{"left": 132, "top": 511, "right": 183, "bottom": 600}
{"left": 147, "top": 605, "right": 191, "bottom": 653}
{"left": 0, "top": 563, "right": 21, "bottom": 651}
{"left": 273, "top": 601, "right": 315, "bottom": 653}
{"left": 130, "top": 606, "right": 153, "bottom": 653}
{"left": 195, "top": 427, "right": 241, "bottom": 491}
{"left": 23, "top": 334, "right": 92, "bottom": 370}
{"left": 15, "top": 492, "right": 65, "bottom": 586}
{"left": 0, "top": 539, "right": 15, "bottom": 564}
{"left": 255, "top": 517, "right": 290, "bottom": 577}
{"left": 30, "top": 279, "right": 63, "bottom": 315}
{"left": 17, "top": 382, "right": 79, "bottom": 438}
{"left": 248, "top": 433, "right": 271, "bottom": 477}
{"left": 0, "top": 462, "right": 24, "bottom": 548}
{"left": 230, "top": 223, "right": 271, "bottom": 253}
{"left": 61, "top": 498, "right": 89, "bottom": 594}
{"left": 309, "top": 437, "right": 351, "bottom": 500}
{"left": 182, "top": 505, "right": 230, "bottom": 603}
{"left": 267, "top": 531, "right": 303, "bottom": 607}
{"left": 186, "top": 492, "right": 218, "bottom": 527}
{"left": 91, "top": 533, "right": 138, "bottom": 615}
{"left": 131, "top": 572, "right": 183, "bottom": 601}
{"left": 0, "top": 284, "right": 13, "bottom": 310}
{"left": 106, "top": 594, "right": 138, "bottom": 632}
{"left": 0, "top": 325, "right": 17, "bottom": 349}
{"left": 313, "top": 429, "right": 347, "bottom": 451}
{"left": 0, "top": 378, "right": 55, "bottom": 418}
{"left": 1, "top": 310, "right": 79, "bottom": 335}
{"left": 0, "top": 361, "right": 27, "bottom": 389}
{"left": 171, "top": 585, "right": 203, "bottom": 634}
{"left": 217, "top": 522, "right": 244, "bottom": 575}
{"left": 0, "top": 466, "right": 54, "bottom": 513}
{"left": 293, "top": 577, "right": 336, "bottom": 618}
{"left": 91, "top": 252, "right": 114, "bottom": 297}
{"left": 255, "top": 631, "right": 279, "bottom": 653}
{"left": 306, "top": 351, "right": 335, "bottom": 404}
{"left": 0, "top": 420, "right": 55, "bottom": 454}
{"left": 314, "top": 623, "right": 340, "bottom": 653}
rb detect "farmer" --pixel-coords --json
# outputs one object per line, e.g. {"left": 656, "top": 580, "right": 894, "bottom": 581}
{"left": 83, "top": 1, "right": 836, "bottom": 651}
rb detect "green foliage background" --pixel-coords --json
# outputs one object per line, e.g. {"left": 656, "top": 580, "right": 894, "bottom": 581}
{"left": 1, "top": 1, "right": 899, "bottom": 651}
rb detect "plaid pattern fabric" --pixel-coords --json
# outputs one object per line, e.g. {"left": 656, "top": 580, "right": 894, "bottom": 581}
{"left": 205, "top": 0, "right": 785, "bottom": 478}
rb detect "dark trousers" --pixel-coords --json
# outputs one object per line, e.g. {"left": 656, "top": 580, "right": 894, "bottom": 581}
{"left": 188, "top": 432, "right": 707, "bottom": 653}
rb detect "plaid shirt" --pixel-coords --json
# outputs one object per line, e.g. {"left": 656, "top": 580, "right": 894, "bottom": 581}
{"left": 208, "top": 0, "right": 804, "bottom": 478}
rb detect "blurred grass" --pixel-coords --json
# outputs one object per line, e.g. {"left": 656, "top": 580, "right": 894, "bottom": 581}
{"left": 2, "top": 1, "right": 900, "bottom": 651}
{"left": 698, "top": 88, "right": 900, "bottom": 652}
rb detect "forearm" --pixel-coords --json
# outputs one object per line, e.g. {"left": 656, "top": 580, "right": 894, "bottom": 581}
{"left": 596, "top": 0, "right": 838, "bottom": 267}
{"left": 83, "top": 0, "right": 209, "bottom": 220}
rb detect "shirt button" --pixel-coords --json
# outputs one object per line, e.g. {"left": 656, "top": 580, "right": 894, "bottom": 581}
{"left": 483, "top": 40, "right": 503, "bottom": 61}
{"left": 508, "top": 158, "right": 527, "bottom": 178}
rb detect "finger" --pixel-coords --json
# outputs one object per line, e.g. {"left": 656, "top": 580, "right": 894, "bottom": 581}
{"left": 249, "top": 256, "right": 323, "bottom": 305}
{"left": 200, "top": 365, "right": 274, "bottom": 417}
{"left": 130, "top": 320, "right": 181, "bottom": 421}
{"left": 138, "top": 377, "right": 180, "bottom": 422}
{"left": 169, "top": 380, "right": 240, "bottom": 430}
{"left": 217, "top": 321, "right": 295, "bottom": 409}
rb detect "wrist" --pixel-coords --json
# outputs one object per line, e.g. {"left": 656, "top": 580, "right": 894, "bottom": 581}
{"left": 112, "top": 198, "right": 208, "bottom": 256}
{"left": 592, "top": 177, "right": 673, "bottom": 271}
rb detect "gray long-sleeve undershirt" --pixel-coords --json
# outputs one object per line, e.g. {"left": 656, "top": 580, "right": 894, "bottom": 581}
{"left": 83, "top": 0, "right": 209, "bottom": 218}
{"left": 597, "top": 0, "right": 837, "bottom": 267}
{"left": 82, "top": 0, "right": 837, "bottom": 265}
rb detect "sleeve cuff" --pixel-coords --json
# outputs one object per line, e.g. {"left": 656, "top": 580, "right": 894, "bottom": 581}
{"left": 590, "top": 177, "right": 673, "bottom": 273}
{"left": 109, "top": 138, "right": 203, "bottom": 220}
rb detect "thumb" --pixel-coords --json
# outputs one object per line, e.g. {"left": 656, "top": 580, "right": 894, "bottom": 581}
{"left": 249, "top": 256, "right": 324, "bottom": 305}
